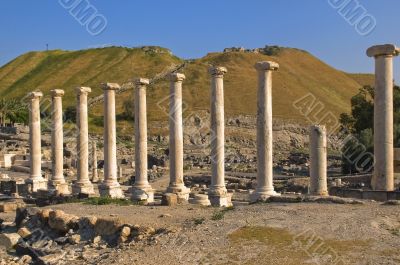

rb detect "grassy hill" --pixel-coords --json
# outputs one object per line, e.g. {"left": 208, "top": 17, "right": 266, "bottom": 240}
{"left": 0, "top": 46, "right": 369, "bottom": 135}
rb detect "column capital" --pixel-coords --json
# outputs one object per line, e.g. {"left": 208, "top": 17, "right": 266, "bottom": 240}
{"left": 135, "top": 78, "right": 150, "bottom": 87}
{"left": 101, "top": 82, "right": 121, "bottom": 91}
{"left": 255, "top": 61, "right": 279, "bottom": 71}
{"left": 76, "top": 87, "right": 92, "bottom": 95}
{"left": 310, "top": 124, "right": 326, "bottom": 135}
{"left": 28, "top": 91, "right": 43, "bottom": 99}
{"left": 50, "top": 89, "right": 65, "bottom": 97}
{"left": 209, "top": 66, "right": 227, "bottom": 77}
{"left": 169, "top": 73, "right": 186, "bottom": 82}
{"left": 367, "top": 44, "right": 400, "bottom": 58}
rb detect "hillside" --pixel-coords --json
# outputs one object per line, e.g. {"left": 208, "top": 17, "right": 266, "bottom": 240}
{"left": 0, "top": 46, "right": 368, "bottom": 135}
{"left": 346, "top": 73, "right": 375, "bottom": 87}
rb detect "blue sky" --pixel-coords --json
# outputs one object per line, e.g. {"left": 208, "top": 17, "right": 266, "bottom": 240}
{"left": 1, "top": 0, "right": 399, "bottom": 81}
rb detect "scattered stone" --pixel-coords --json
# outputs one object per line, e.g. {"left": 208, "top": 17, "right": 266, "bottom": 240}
{"left": 159, "top": 213, "right": 172, "bottom": 218}
{"left": 0, "top": 233, "right": 21, "bottom": 250}
{"left": 383, "top": 200, "right": 400, "bottom": 205}
{"left": 68, "top": 234, "right": 81, "bottom": 245}
{"left": 161, "top": 193, "right": 178, "bottom": 206}
{"left": 18, "top": 255, "right": 32, "bottom": 264}
{"left": 120, "top": 226, "right": 131, "bottom": 238}
{"left": 94, "top": 217, "right": 122, "bottom": 237}
{"left": 17, "top": 227, "right": 31, "bottom": 239}
{"left": 48, "top": 210, "right": 78, "bottom": 233}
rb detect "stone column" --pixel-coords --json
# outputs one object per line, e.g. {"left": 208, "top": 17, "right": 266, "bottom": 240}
{"left": 309, "top": 125, "right": 328, "bottom": 196}
{"left": 26, "top": 92, "right": 47, "bottom": 192}
{"left": 208, "top": 67, "right": 232, "bottom": 207}
{"left": 166, "top": 73, "right": 190, "bottom": 201}
{"left": 72, "top": 87, "right": 94, "bottom": 195}
{"left": 49, "top": 89, "right": 70, "bottom": 194}
{"left": 131, "top": 78, "right": 154, "bottom": 202}
{"left": 252, "top": 61, "right": 280, "bottom": 201}
{"left": 91, "top": 141, "right": 99, "bottom": 183}
{"left": 367, "top": 44, "right": 399, "bottom": 191}
{"left": 99, "top": 83, "right": 124, "bottom": 198}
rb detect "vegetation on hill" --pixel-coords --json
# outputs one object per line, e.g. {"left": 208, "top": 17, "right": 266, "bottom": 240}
{"left": 340, "top": 85, "right": 400, "bottom": 174}
{"left": 0, "top": 46, "right": 373, "bottom": 135}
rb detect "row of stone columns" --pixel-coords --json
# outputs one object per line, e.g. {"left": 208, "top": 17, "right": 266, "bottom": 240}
{"left": 24, "top": 61, "right": 286, "bottom": 204}
{"left": 31, "top": 49, "right": 399, "bottom": 202}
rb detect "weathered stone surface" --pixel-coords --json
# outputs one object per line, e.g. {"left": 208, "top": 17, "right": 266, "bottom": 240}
{"left": 94, "top": 217, "right": 123, "bottom": 236}
{"left": 17, "top": 227, "right": 31, "bottom": 239}
{"left": 15, "top": 207, "right": 40, "bottom": 227}
{"left": 0, "top": 201, "right": 23, "bottom": 213}
{"left": 161, "top": 193, "right": 178, "bottom": 206}
{"left": 0, "top": 233, "right": 21, "bottom": 250}
{"left": 48, "top": 210, "right": 78, "bottom": 233}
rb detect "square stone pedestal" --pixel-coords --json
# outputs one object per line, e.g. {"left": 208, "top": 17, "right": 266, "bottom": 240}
{"left": 131, "top": 187, "right": 154, "bottom": 203}
{"left": 25, "top": 178, "right": 47, "bottom": 193}
{"left": 48, "top": 182, "right": 71, "bottom": 195}
{"left": 72, "top": 182, "right": 94, "bottom": 195}
{"left": 166, "top": 186, "right": 190, "bottom": 202}
{"left": 250, "top": 190, "right": 281, "bottom": 203}
{"left": 99, "top": 184, "right": 124, "bottom": 198}
{"left": 208, "top": 193, "right": 233, "bottom": 207}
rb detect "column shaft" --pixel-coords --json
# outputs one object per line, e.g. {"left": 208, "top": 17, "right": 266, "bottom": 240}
{"left": 367, "top": 44, "right": 399, "bottom": 191}
{"left": 167, "top": 73, "right": 190, "bottom": 200}
{"left": 73, "top": 87, "right": 94, "bottom": 195}
{"left": 100, "top": 83, "right": 123, "bottom": 198}
{"left": 309, "top": 125, "right": 328, "bottom": 196}
{"left": 49, "top": 89, "right": 69, "bottom": 194}
{"left": 131, "top": 78, "right": 154, "bottom": 202}
{"left": 208, "top": 67, "right": 232, "bottom": 207}
{"left": 26, "top": 92, "right": 47, "bottom": 192}
{"left": 252, "top": 61, "right": 280, "bottom": 201}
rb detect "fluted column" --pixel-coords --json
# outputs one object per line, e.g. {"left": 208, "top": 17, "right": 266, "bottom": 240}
{"left": 166, "top": 73, "right": 190, "bottom": 201}
{"left": 252, "top": 61, "right": 280, "bottom": 201}
{"left": 131, "top": 78, "right": 154, "bottom": 202}
{"left": 99, "top": 83, "right": 124, "bottom": 198}
{"left": 208, "top": 66, "right": 232, "bottom": 207}
{"left": 367, "top": 44, "right": 399, "bottom": 191}
{"left": 91, "top": 141, "right": 99, "bottom": 183}
{"left": 72, "top": 87, "right": 94, "bottom": 195}
{"left": 309, "top": 125, "right": 328, "bottom": 196}
{"left": 49, "top": 89, "right": 70, "bottom": 194}
{"left": 26, "top": 91, "right": 47, "bottom": 192}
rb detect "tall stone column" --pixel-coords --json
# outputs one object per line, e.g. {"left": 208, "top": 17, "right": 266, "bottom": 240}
{"left": 91, "top": 141, "right": 99, "bottom": 183}
{"left": 208, "top": 67, "right": 232, "bottom": 207}
{"left": 309, "top": 125, "right": 328, "bottom": 196}
{"left": 72, "top": 87, "right": 94, "bottom": 195}
{"left": 166, "top": 73, "right": 190, "bottom": 201}
{"left": 131, "top": 78, "right": 154, "bottom": 202}
{"left": 26, "top": 92, "right": 47, "bottom": 192}
{"left": 367, "top": 44, "right": 399, "bottom": 191}
{"left": 99, "top": 83, "right": 124, "bottom": 198}
{"left": 49, "top": 89, "right": 70, "bottom": 194}
{"left": 252, "top": 61, "right": 280, "bottom": 201}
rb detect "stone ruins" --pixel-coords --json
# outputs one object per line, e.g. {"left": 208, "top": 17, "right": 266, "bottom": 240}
{"left": 0, "top": 44, "right": 399, "bottom": 209}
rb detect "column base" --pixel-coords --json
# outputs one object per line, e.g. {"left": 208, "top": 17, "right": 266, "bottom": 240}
{"left": 191, "top": 194, "right": 211, "bottom": 206}
{"left": 131, "top": 186, "right": 154, "bottom": 203}
{"left": 48, "top": 181, "right": 71, "bottom": 195}
{"left": 309, "top": 190, "right": 329, "bottom": 196}
{"left": 72, "top": 182, "right": 94, "bottom": 195}
{"left": 208, "top": 187, "right": 232, "bottom": 207}
{"left": 99, "top": 184, "right": 124, "bottom": 198}
{"left": 166, "top": 185, "right": 190, "bottom": 202}
{"left": 25, "top": 178, "right": 48, "bottom": 193}
{"left": 250, "top": 188, "right": 280, "bottom": 202}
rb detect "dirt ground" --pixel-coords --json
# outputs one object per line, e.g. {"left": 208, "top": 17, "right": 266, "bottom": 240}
{"left": 2, "top": 201, "right": 399, "bottom": 265}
